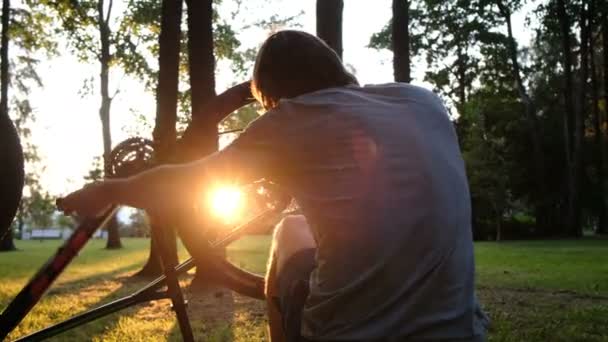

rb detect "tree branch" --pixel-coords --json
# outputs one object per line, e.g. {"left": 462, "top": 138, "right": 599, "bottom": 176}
{"left": 105, "top": 0, "right": 113, "bottom": 25}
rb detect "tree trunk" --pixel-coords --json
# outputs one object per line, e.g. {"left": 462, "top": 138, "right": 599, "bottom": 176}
{"left": 600, "top": 0, "right": 608, "bottom": 235}
{"left": 589, "top": 0, "right": 607, "bottom": 235}
{"left": 184, "top": 0, "right": 222, "bottom": 289}
{"left": 455, "top": 45, "right": 468, "bottom": 110}
{"left": 316, "top": 0, "right": 343, "bottom": 58}
{"left": 137, "top": 0, "right": 182, "bottom": 277}
{"left": 571, "top": 1, "right": 591, "bottom": 238}
{"left": 556, "top": 0, "right": 579, "bottom": 236}
{"left": 0, "top": 0, "right": 10, "bottom": 127}
{"left": 495, "top": 217, "right": 502, "bottom": 242}
{"left": 0, "top": 0, "right": 21, "bottom": 251}
{"left": 96, "top": 0, "right": 121, "bottom": 249}
{"left": 0, "top": 229, "right": 16, "bottom": 251}
{"left": 392, "top": 0, "right": 411, "bottom": 83}
{"left": 0, "top": 115, "right": 22, "bottom": 245}
{"left": 105, "top": 216, "right": 122, "bottom": 249}
{"left": 16, "top": 211, "right": 24, "bottom": 239}
{"left": 496, "top": 0, "right": 550, "bottom": 234}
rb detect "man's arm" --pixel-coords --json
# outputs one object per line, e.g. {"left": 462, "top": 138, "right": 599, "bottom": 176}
{"left": 59, "top": 150, "right": 245, "bottom": 218}
{"left": 59, "top": 104, "right": 286, "bottom": 219}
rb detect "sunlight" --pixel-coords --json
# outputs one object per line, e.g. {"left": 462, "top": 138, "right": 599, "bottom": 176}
{"left": 207, "top": 185, "right": 245, "bottom": 224}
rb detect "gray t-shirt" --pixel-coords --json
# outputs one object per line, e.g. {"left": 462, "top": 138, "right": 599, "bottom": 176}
{"left": 222, "top": 83, "right": 489, "bottom": 340}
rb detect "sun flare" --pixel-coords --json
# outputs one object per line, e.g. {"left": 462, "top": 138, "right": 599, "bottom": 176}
{"left": 207, "top": 185, "right": 245, "bottom": 223}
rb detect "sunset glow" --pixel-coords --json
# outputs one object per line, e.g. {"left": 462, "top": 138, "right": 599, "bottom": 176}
{"left": 207, "top": 185, "right": 245, "bottom": 223}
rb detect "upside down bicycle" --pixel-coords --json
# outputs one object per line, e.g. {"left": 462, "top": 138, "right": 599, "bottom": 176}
{"left": 0, "top": 82, "right": 286, "bottom": 341}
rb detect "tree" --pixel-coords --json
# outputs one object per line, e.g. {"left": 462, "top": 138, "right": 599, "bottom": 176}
{"left": 131, "top": 0, "right": 273, "bottom": 277}
{"left": 185, "top": 0, "right": 216, "bottom": 155}
{"left": 136, "top": 0, "right": 182, "bottom": 277}
{"left": 392, "top": 0, "right": 411, "bottom": 82}
{"left": 424, "top": 0, "right": 486, "bottom": 111}
{"left": 41, "top": 0, "right": 144, "bottom": 249}
{"left": 371, "top": 0, "right": 485, "bottom": 111}
{"left": 11, "top": 94, "right": 55, "bottom": 242}
{"left": 369, "top": 1, "right": 425, "bottom": 83}
{"left": 555, "top": 0, "right": 581, "bottom": 235}
{"left": 125, "top": 209, "right": 150, "bottom": 237}
{"left": 601, "top": 0, "right": 608, "bottom": 234}
{"left": 316, "top": 0, "right": 343, "bottom": 58}
{"left": 587, "top": 0, "right": 606, "bottom": 234}
{"left": 491, "top": 0, "right": 550, "bottom": 233}
{"left": 565, "top": 0, "right": 591, "bottom": 238}
{"left": 0, "top": 0, "right": 20, "bottom": 251}
{"left": 183, "top": 0, "right": 221, "bottom": 288}
{"left": 55, "top": 213, "right": 75, "bottom": 230}
{"left": 460, "top": 98, "right": 510, "bottom": 240}
{"left": 1, "top": 0, "right": 56, "bottom": 250}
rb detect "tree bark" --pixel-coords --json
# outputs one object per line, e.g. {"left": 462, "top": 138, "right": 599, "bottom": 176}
{"left": 16, "top": 208, "right": 24, "bottom": 239}
{"left": 0, "top": 0, "right": 10, "bottom": 125}
{"left": 392, "top": 0, "right": 411, "bottom": 83}
{"left": 95, "top": 0, "right": 121, "bottom": 249}
{"left": 316, "top": 0, "right": 343, "bottom": 58}
{"left": 0, "top": 230, "right": 16, "bottom": 251}
{"left": 183, "top": 0, "right": 223, "bottom": 289}
{"left": 556, "top": 0, "right": 580, "bottom": 235}
{"left": 184, "top": 0, "right": 216, "bottom": 157}
{"left": 496, "top": 0, "right": 550, "bottom": 234}
{"left": 137, "top": 0, "right": 182, "bottom": 277}
{"left": 570, "top": 1, "right": 591, "bottom": 238}
{"left": 456, "top": 46, "right": 467, "bottom": 110}
{"left": 589, "top": 0, "right": 607, "bottom": 235}
{"left": 601, "top": 0, "right": 608, "bottom": 235}
{"left": 0, "top": 0, "right": 21, "bottom": 251}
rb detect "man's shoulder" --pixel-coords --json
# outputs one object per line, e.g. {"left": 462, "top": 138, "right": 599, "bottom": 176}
{"left": 361, "top": 82, "right": 440, "bottom": 99}
{"left": 283, "top": 82, "right": 438, "bottom": 105}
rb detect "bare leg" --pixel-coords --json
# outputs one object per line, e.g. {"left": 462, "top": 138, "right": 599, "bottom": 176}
{"left": 266, "top": 255, "right": 286, "bottom": 342}
{"left": 265, "top": 215, "right": 316, "bottom": 342}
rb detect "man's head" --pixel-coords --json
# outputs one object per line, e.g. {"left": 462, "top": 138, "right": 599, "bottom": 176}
{"left": 251, "top": 30, "right": 358, "bottom": 110}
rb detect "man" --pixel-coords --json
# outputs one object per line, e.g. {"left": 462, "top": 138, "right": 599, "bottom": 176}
{"left": 59, "top": 30, "right": 489, "bottom": 341}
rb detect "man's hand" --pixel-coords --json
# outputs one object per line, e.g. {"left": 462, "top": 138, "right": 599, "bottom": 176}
{"left": 57, "top": 181, "right": 118, "bottom": 218}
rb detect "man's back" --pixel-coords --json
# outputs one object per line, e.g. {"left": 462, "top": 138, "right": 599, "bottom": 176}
{"left": 232, "top": 83, "right": 488, "bottom": 340}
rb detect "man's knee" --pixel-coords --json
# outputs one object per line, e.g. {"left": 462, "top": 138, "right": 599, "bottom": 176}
{"left": 274, "top": 215, "right": 314, "bottom": 248}
{"left": 272, "top": 215, "right": 315, "bottom": 274}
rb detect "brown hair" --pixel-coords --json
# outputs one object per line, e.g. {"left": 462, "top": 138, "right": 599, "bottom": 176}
{"left": 251, "top": 30, "right": 358, "bottom": 110}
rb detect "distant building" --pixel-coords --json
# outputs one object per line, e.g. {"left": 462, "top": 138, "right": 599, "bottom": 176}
{"left": 22, "top": 228, "right": 108, "bottom": 240}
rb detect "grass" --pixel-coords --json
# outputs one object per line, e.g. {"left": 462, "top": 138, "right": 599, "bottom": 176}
{"left": 0, "top": 237, "right": 607, "bottom": 341}
{"left": 474, "top": 239, "right": 608, "bottom": 341}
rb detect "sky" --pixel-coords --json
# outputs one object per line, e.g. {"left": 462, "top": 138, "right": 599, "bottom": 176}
{"left": 25, "top": 0, "right": 532, "bottom": 197}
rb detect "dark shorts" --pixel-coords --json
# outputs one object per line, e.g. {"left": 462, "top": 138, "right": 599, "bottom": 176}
{"left": 275, "top": 248, "right": 316, "bottom": 342}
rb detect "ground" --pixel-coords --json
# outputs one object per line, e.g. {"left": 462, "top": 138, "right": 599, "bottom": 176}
{"left": 0, "top": 237, "right": 607, "bottom": 341}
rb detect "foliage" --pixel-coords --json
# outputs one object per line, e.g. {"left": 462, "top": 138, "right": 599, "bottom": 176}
{"left": 84, "top": 155, "right": 104, "bottom": 182}
{"left": 369, "top": 0, "right": 608, "bottom": 238}
{"left": 121, "top": 209, "right": 150, "bottom": 237}
{"left": 5, "top": 1, "right": 58, "bottom": 238}
{"left": 54, "top": 213, "right": 75, "bottom": 229}
{"left": 219, "top": 102, "right": 261, "bottom": 132}
{"left": 460, "top": 98, "right": 511, "bottom": 240}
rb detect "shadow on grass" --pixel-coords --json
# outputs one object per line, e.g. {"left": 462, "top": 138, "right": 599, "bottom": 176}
{"left": 168, "top": 285, "right": 237, "bottom": 342}
{"left": 5, "top": 272, "right": 147, "bottom": 341}
{"left": 41, "top": 274, "right": 157, "bottom": 341}
{"left": 166, "top": 285, "right": 271, "bottom": 342}
{"left": 46, "top": 273, "right": 211, "bottom": 341}
{"left": 44, "top": 263, "right": 144, "bottom": 298}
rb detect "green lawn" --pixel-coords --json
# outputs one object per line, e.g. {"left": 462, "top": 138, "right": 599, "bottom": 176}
{"left": 0, "top": 237, "right": 606, "bottom": 341}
